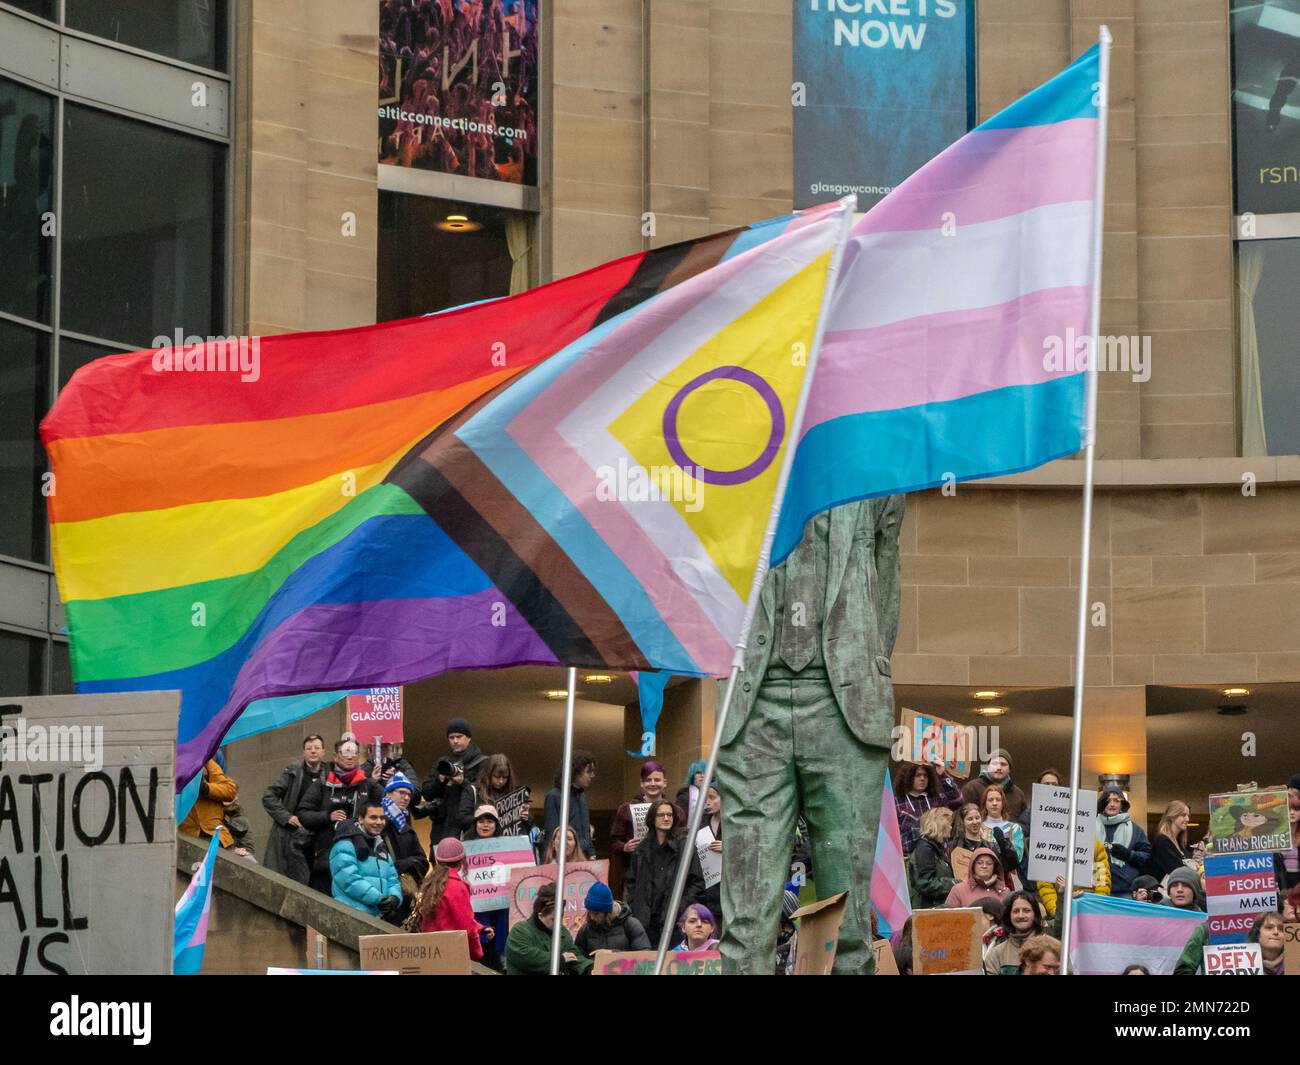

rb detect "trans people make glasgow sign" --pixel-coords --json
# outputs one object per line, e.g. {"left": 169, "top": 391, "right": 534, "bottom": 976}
{"left": 793, "top": 0, "right": 975, "bottom": 210}
{"left": 379, "top": 0, "right": 538, "bottom": 186}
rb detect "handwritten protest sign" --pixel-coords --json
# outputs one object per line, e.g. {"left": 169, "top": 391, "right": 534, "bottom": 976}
{"left": 346, "top": 687, "right": 404, "bottom": 742}
{"left": 872, "top": 938, "right": 900, "bottom": 976}
{"left": 359, "top": 931, "right": 471, "bottom": 975}
{"left": 912, "top": 907, "right": 983, "bottom": 975}
{"left": 508, "top": 860, "right": 609, "bottom": 936}
{"left": 591, "top": 950, "right": 721, "bottom": 975}
{"left": 630, "top": 802, "right": 651, "bottom": 841}
{"left": 493, "top": 786, "right": 532, "bottom": 836}
{"left": 791, "top": 892, "right": 848, "bottom": 975}
{"left": 696, "top": 825, "right": 722, "bottom": 889}
{"left": 950, "top": 846, "right": 973, "bottom": 882}
{"left": 463, "top": 835, "right": 535, "bottom": 913}
{"left": 1209, "top": 789, "right": 1292, "bottom": 855}
{"left": 1203, "top": 942, "right": 1262, "bottom": 975}
{"left": 898, "top": 707, "right": 971, "bottom": 777}
{"left": 1205, "top": 852, "right": 1279, "bottom": 943}
{"left": 1284, "top": 923, "right": 1300, "bottom": 976}
{"left": 1026, "top": 784, "right": 1097, "bottom": 884}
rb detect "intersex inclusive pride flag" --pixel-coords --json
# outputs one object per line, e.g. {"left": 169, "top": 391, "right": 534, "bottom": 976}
{"left": 772, "top": 44, "right": 1104, "bottom": 562}
{"left": 42, "top": 201, "right": 853, "bottom": 796}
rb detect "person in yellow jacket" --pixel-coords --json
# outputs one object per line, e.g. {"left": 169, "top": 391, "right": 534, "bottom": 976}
{"left": 179, "top": 759, "right": 237, "bottom": 847}
{"left": 1037, "top": 839, "right": 1111, "bottom": 920}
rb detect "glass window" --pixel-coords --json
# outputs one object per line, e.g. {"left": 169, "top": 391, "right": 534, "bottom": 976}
{"left": 61, "top": 104, "right": 224, "bottom": 349}
{"left": 0, "top": 76, "right": 55, "bottom": 324}
{"left": 65, "top": 0, "right": 228, "bottom": 72}
{"left": 58, "top": 335, "right": 120, "bottom": 393}
{"left": 1239, "top": 239, "right": 1300, "bottom": 456}
{"left": 0, "top": 320, "right": 49, "bottom": 562}
{"left": 51, "top": 639, "right": 72, "bottom": 694}
{"left": 0, "top": 628, "right": 44, "bottom": 696}
{"left": 2, "top": 1, "right": 56, "bottom": 21}
{"left": 378, "top": 194, "right": 516, "bottom": 321}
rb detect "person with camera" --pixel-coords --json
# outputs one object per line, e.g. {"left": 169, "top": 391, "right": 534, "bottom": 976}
{"left": 505, "top": 881, "right": 592, "bottom": 975}
{"left": 262, "top": 734, "right": 328, "bottom": 881}
{"left": 361, "top": 741, "right": 418, "bottom": 785}
{"left": 420, "top": 719, "right": 488, "bottom": 843}
{"left": 328, "top": 800, "right": 404, "bottom": 921}
{"left": 297, "top": 737, "right": 384, "bottom": 894}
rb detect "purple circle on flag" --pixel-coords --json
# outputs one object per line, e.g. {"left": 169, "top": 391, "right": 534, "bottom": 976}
{"left": 662, "top": 366, "right": 784, "bottom": 486}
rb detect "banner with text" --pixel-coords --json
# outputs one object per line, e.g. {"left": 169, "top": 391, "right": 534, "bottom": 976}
{"left": 346, "top": 687, "right": 404, "bottom": 743}
{"left": 464, "top": 835, "right": 535, "bottom": 913}
{"left": 1026, "top": 784, "right": 1098, "bottom": 884}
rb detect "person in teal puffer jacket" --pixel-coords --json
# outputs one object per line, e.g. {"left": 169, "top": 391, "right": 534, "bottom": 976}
{"left": 329, "top": 801, "right": 403, "bottom": 920}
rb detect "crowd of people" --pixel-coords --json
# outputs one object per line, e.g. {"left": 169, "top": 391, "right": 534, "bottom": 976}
{"left": 893, "top": 748, "right": 1300, "bottom": 975}
{"left": 178, "top": 727, "right": 1300, "bottom": 975}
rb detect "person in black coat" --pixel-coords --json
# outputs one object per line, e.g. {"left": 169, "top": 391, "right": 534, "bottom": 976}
{"left": 297, "top": 738, "right": 383, "bottom": 894}
{"left": 419, "top": 718, "right": 488, "bottom": 843}
{"left": 575, "top": 882, "right": 651, "bottom": 955}
{"left": 261, "top": 734, "right": 328, "bottom": 881}
{"left": 1150, "top": 800, "right": 1196, "bottom": 879}
{"left": 625, "top": 799, "right": 705, "bottom": 946}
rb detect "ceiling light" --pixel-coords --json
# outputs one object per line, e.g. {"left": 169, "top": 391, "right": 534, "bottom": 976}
{"left": 1221, "top": 687, "right": 1251, "bottom": 698}
{"left": 541, "top": 689, "right": 569, "bottom": 701}
{"left": 584, "top": 674, "right": 615, "bottom": 684}
{"left": 972, "top": 690, "right": 1001, "bottom": 699}
{"left": 972, "top": 705, "right": 1008, "bottom": 717}
{"left": 436, "top": 213, "right": 482, "bottom": 233}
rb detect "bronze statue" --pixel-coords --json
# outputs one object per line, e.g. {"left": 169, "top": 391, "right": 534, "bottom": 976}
{"left": 718, "top": 495, "right": 905, "bottom": 974}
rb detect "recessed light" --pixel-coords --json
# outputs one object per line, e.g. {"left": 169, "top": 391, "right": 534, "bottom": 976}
{"left": 436, "top": 213, "right": 482, "bottom": 233}
{"left": 584, "top": 674, "right": 615, "bottom": 684}
{"left": 541, "top": 689, "right": 569, "bottom": 700}
{"left": 972, "top": 690, "right": 1001, "bottom": 699}
{"left": 1221, "top": 687, "right": 1251, "bottom": 698}
{"left": 972, "top": 705, "right": 1008, "bottom": 717}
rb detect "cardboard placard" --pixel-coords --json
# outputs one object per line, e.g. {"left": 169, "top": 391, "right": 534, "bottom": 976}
{"left": 791, "top": 892, "right": 848, "bottom": 975}
{"left": 898, "top": 707, "right": 972, "bottom": 778}
{"left": 1283, "top": 922, "right": 1300, "bottom": 976}
{"left": 508, "top": 860, "right": 610, "bottom": 936}
{"left": 463, "top": 835, "right": 535, "bottom": 912}
{"left": 346, "top": 687, "right": 404, "bottom": 742}
{"left": 493, "top": 786, "right": 532, "bottom": 837}
{"left": 1208, "top": 789, "right": 1292, "bottom": 855}
{"left": 696, "top": 824, "right": 722, "bottom": 889}
{"left": 305, "top": 925, "right": 330, "bottom": 969}
{"left": 950, "top": 846, "right": 973, "bottom": 882}
{"left": 872, "top": 938, "right": 900, "bottom": 976}
{"left": 357, "top": 931, "right": 471, "bottom": 975}
{"left": 1203, "top": 942, "right": 1262, "bottom": 975}
{"left": 629, "top": 802, "right": 652, "bottom": 841}
{"left": 1025, "top": 784, "right": 1098, "bottom": 884}
{"left": 1205, "top": 853, "right": 1278, "bottom": 944}
{"left": 912, "top": 907, "right": 983, "bottom": 975}
{"left": 591, "top": 950, "right": 722, "bottom": 975}
{"left": 268, "top": 967, "right": 397, "bottom": 976}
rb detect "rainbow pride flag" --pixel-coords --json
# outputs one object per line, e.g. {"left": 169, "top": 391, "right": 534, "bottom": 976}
{"left": 773, "top": 44, "right": 1103, "bottom": 561}
{"left": 43, "top": 202, "right": 853, "bottom": 792}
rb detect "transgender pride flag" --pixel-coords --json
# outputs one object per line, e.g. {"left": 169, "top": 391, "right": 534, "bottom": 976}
{"left": 871, "top": 771, "right": 912, "bottom": 941}
{"left": 174, "top": 830, "right": 222, "bottom": 975}
{"left": 1069, "top": 893, "right": 1205, "bottom": 976}
{"left": 773, "top": 45, "right": 1104, "bottom": 562}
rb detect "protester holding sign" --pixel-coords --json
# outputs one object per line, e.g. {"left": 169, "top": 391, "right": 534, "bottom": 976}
{"left": 1249, "top": 911, "right": 1287, "bottom": 974}
{"left": 1096, "top": 785, "right": 1152, "bottom": 897}
{"left": 415, "top": 837, "right": 489, "bottom": 963}
{"left": 626, "top": 798, "right": 705, "bottom": 945}
{"left": 1038, "top": 840, "right": 1111, "bottom": 920}
{"left": 893, "top": 760, "right": 963, "bottom": 856}
{"left": 983, "top": 891, "right": 1045, "bottom": 975}
{"left": 912, "top": 808, "right": 958, "bottom": 908}
{"left": 960, "top": 749, "right": 1027, "bottom": 821}
{"left": 458, "top": 753, "right": 529, "bottom": 837}
{"left": 950, "top": 803, "right": 1018, "bottom": 889}
{"left": 574, "top": 881, "right": 651, "bottom": 954}
{"left": 1016, "top": 768, "right": 1063, "bottom": 868}
{"left": 420, "top": 719, "right": 488, "bottom": 843}
{"left": 695, "top": 782, "right": 724, "bottom": 927}
{"left": 360, "top": 742, "right": 416, "bottom": 785}
{"left": 677, "top": 759, "right": 708, "bottom": 825}
{"left": 609, "top": 761, "right": 682, "bottom": 897}
{"left": 944, "top": 847, "right": 1010, "bottom": 908}
{"left": 505, "top": 881, "right": 592, "bottom": 975}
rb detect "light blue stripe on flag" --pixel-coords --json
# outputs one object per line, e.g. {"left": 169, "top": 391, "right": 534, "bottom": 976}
{"left": 174, "top": 829, "right": 222, "bottom": 975}
{"left": 977, "top": 44, "right": 1099, "bottom": 130}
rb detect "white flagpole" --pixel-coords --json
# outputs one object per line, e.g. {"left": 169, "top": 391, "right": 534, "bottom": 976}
{"left": 549, "top": 666, "right": 578, "bottom": 974}
{"left": 653, "top": 196, "right": 858, "bottom": 974}
{"left": 1060, "top": 25, "right": 1111, "bottom": 975}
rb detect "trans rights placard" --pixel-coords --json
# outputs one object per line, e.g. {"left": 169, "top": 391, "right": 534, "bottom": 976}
{"left": 793, "top": 0, "right": 975, "bottom": 210}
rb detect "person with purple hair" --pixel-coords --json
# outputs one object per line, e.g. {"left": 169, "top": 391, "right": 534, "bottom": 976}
{"left": 609, "top": 760, "right": 683, "bottom": 897}
{"left": 674, "top": 903, "right": 720, "bottom": 952}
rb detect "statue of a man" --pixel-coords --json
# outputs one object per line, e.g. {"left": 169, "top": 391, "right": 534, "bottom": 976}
{"left": 718, "top": 495, "right": 905, "bottom": 974}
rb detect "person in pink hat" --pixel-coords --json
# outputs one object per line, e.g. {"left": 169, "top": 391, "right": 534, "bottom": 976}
{"left": 413, "top": 836, "right": 490, "bottom": 963}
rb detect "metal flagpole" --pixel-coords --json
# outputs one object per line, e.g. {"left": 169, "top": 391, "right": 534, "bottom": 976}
{"left": 653, "top": 195, "right": 858, "bottom": 974}
{"left": 549, "top": 666, "right": 578, "bottom": 974}
{"left": 1060, "top": 24, "right": 1111, "bottom": 975}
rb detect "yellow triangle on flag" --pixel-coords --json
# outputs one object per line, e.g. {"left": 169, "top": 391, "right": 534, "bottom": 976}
{"left": 608, "top": 249, "right": 835, "bottom": 601}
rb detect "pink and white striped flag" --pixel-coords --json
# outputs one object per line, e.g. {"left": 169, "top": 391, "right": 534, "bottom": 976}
{"left": 1070, "top": 892, "right": 1205, "bottom": 975}
{"left": 870, "top": 770, "right": 912, "bottom": 940}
